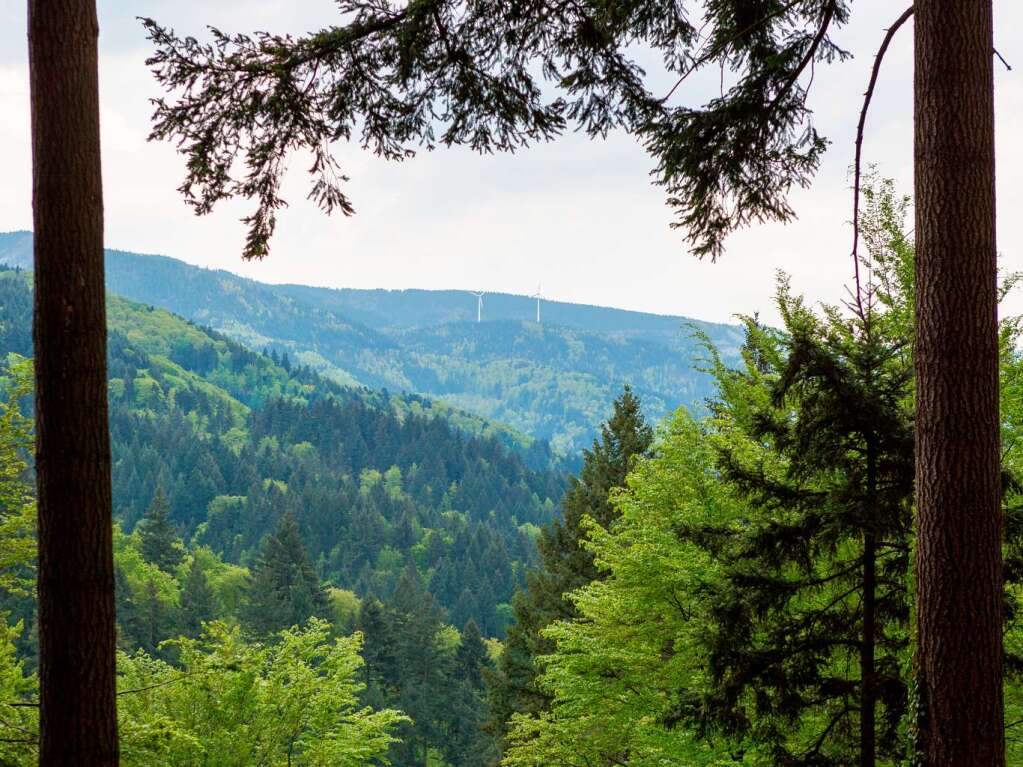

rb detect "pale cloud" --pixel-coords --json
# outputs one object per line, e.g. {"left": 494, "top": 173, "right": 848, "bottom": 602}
{"left": 1, "top": 1, "right": 1021, "bottom": 325}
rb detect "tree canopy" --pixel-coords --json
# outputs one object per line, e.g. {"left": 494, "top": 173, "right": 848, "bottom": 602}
{"left": 143, "top": 0, "right": 849, "bottom": 259}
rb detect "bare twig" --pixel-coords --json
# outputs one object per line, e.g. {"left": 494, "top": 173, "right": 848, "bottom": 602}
{"left": 994, "top": 48, "right": 1012, "bottom": 71}
{"left": 768, "top": 0, "right": 838, "bottom": 113}
{"left": 851, "top": 6, "right": 914, "bottom": 320}
{"left": 659, "top": 0, "right": 807, "bottom": 103}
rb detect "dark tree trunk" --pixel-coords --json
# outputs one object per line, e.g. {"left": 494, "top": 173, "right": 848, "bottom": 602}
{"left": 28, "top": 1, "right": 119, "bottom": 764}
{"left": 914, "top": 1, "right": 1003, "bottom": 764}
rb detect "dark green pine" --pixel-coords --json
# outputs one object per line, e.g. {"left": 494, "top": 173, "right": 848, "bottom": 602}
{"left": 178, "top": 558, "right": 216, "bottom": 638}
{"left": 388, "top": 563, "right": 453, "bottom": 767}
{"left": 138, "top": 486, "right": 184, "bottom": 573}
{"left": 445, "top": 618, "right": 498, "bottom": 767}
{"left": 243, "top": 511, "right": 328, "bottom": 637}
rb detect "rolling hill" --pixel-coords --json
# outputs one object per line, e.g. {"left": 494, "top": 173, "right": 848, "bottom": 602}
{"left": 0, "top": 267, "right": 564, "bottom": 635}
{"left": 0, "top": 231, "right": 743, "bottom": 452}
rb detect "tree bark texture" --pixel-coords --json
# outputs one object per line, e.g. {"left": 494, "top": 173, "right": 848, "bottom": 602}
{"left": 914, "top": 1, "right": 1003, "bottom": 764}
{"left": 28, "top": 0, "right": 119, "bottom": 764}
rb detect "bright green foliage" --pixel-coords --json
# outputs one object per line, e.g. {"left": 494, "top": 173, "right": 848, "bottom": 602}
{"left": 138, "top": 486, "right": 185, "bottom": 573}
{"left": 244, "top": 512, "right": 328, "bottom": 637}
{"left": 0, "top": 355, "right": 37, "bottom": 766}
{"left": 0, "top": 618, "right": 36, "bottom": 766}
{"left": 0, "top": 355, "right": 35, "bottom": 597}
{"left": 114, "top": 525, "right": 181, "bottom": 655}
{"left": 504, "top": 414, "right": 742, "bottom": 766}
{"left": 501, "top": 184, "right": 1023, "bottom": 766}
{"left": 488, "top": 388, "right": 652, "bottom": 749}
{"left": 117, "top": 619, "right": 407, "bottom": 766}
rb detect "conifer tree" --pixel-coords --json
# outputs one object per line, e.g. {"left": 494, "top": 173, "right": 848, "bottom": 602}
{"left": 136, "top": 577, "right": 175, "bottom": 658}
{"left": 389, "top": 564, "right": 453, "bottom": 767}
{"left": 178, "top": 558, "right": 216, "bottom": 637}
{"left": 690, "top": 273, "right": 915, "bottom": 765}
{"left": 244, "top": 512, "right": 327, "bottom": 636}
{"left": 356, "top": 595, "right": 398, "bottom": 707}
{"left": 488, "top": 387, "right": 652, "bottom": 748}
{"left": 446, "top": 619, "right": 498, "bottom": 767}
{"left": 138, "top": 486, "right": 183, "bottom": 573}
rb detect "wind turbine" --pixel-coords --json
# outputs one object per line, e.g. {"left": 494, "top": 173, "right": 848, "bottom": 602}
{"left": 470, "top": 291, "right": 486, "bottom": 323}
{"left": 532, "top": 284, "right": 542, "bottom": 324}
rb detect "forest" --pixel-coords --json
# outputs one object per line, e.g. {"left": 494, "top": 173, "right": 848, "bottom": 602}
{"left": 0, "top": 230, "right": 743, "bottom": 455}
{"left": 5, "top": 185, "right": 1023, "bottom": 765}
{"left": 4, "top": 0, "right": 1016, "bottom": 765}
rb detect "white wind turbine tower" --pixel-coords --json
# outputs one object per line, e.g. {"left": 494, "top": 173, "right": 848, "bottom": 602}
{"left": 532, "top": 284, "right": 542, "bottom": 324}
{"left": 469, "top": 291, "right": 486, "bottom": 323}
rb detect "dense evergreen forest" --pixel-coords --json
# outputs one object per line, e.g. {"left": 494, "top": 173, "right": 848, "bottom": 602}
{"left": 0, "top": 268, "right": 567, "bottom": 635}
{"left": 0, "top": 266, "right": 573, "bottom": 766}
{"left": 4, "top": 186, "right": 1023, "bottom": 765}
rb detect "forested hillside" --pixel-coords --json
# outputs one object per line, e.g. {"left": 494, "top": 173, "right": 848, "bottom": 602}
{"left": 0, "top": 268, "right": 564, "bottom": 635}
{"left": 0, "top": 265, "right": 578, "bottom": 763}
{"left": 0, "top": 232, "right": 742, "bottom": 452}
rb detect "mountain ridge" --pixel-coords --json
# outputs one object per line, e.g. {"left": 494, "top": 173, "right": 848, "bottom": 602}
{"left": 0, "top": 230, "right": 743, "bottom": 452}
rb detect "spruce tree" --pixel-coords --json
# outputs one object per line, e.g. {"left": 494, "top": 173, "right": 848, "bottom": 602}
{"left": 178, "top": 558, "right": 216, "bottom": 637}
{"left": 487, "top": 387, "right": 652, "bottom": 748}
{"left": 687, "top": 284, "right": 915, "bottom": 765}
{"left": 243, "top": 512, "right": 327, "bottom": 637}
{"left": 138, "top": 486, "right": 183, "bottom": 573}
{"left": 355, "top": 595, "right": 398, "bottom": 707}
{"left": 446, "top": 619, "right": 498, "bottom": 767}
{"left": 389, "top": 564, "right": 453, "bottom": 767}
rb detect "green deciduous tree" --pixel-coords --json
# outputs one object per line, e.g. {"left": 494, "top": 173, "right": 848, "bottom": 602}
{"left": 117, "top": 619, "right": 407, "bottom": 766}
{"left": 488, "top": 387, "right": 652, "bottom": 749}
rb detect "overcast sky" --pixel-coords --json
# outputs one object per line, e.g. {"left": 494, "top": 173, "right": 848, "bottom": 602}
{"left": 1, "top": 2, "right": 1021, "bottom": 325}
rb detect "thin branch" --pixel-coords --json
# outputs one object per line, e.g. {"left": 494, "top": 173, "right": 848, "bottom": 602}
{"left": 768, "top": 0, "right": 838, "bottom": 113}
{"left": 994, "top": 48, "right": 1012, "bottom": 71}
{"left": 851, "top": 6, "right": 914, "bottom": 319}
{"left": 659, "top": 0, "right": 808, "bottom": 103}
{"left": 117, "top": 669, "right": 202, "bottom": 697}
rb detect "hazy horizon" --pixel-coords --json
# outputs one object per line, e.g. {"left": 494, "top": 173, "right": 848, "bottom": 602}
{"left": 2, "top": 1, "right": 1021, "bottom": 325}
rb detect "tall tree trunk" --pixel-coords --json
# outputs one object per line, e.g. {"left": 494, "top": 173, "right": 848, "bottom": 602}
{"left": 914, "top": 1, "right": 1003, "bottom": 764}
{"left": 28, "top": 1, "right": 119, "bottom": 764}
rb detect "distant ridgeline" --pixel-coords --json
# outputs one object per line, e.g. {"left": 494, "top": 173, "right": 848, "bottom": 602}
{"left": 0, "top": 268, "right": 565, "bottom": 636}
{"left": 0, "top": 231, "right": 743, "bottom": 454}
